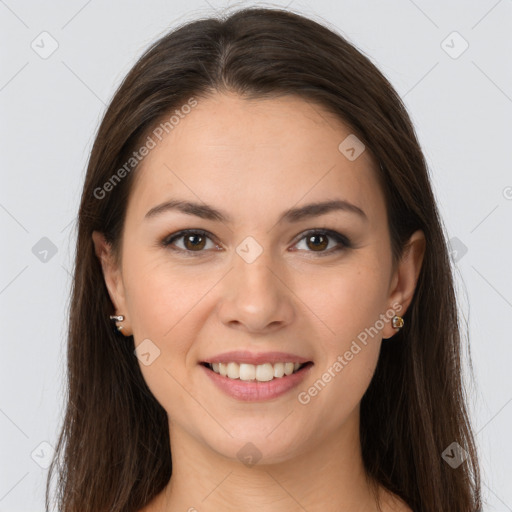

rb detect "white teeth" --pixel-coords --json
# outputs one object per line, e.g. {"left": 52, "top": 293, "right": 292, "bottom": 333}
{"left": 239, "top": 363, "right": 256, "bottom": 381}
{"left": 256, "top": 363, "right": 274, "bottom": 382}
{"left": 227, "top": 362, "right": 239, "bottom": 379}
{"left": 284, "top": 362, "right": 295, "bottom": 376}
{"left": 273, "top": 362, "right": 285, "bottom": 378}
{"left": 208, "top": 361, "right": 305, "bottom": 381}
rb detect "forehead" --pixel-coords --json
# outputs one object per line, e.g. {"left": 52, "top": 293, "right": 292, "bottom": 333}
{"left": 126, "top": 92, "right": 385, "bottom": 225}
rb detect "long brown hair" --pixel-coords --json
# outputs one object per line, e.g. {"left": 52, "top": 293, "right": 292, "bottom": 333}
{"left": 46, "top": 7, "right": 481, "bottom": 511}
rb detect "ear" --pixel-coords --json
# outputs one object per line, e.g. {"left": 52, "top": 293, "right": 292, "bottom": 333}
{"left": 92, "top": 231, "right": 131, "bottom": 335}
{"left": 382, "top": 229, "right": 426, "bottom": 339}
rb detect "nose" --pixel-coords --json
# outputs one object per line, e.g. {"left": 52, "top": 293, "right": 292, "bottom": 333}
{"left": 217, "top": 246, "right": 295, "bottom": 334}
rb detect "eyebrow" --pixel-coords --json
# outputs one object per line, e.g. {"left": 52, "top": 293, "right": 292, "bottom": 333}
{"left": 144, "top": 198, "right": 367, "bottom": 224}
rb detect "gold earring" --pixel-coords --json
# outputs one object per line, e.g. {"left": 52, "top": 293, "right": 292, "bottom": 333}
{"left": 392, "top": 315, "right": 404, "bottom": 330}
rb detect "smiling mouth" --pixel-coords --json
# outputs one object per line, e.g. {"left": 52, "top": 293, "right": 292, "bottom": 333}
{"left": 201, "top": 361, "right": 313, "bottom": 382}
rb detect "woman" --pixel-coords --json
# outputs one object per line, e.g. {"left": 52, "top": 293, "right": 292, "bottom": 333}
{"left": 46, "top": 7, "right": 481, "bottom": 512}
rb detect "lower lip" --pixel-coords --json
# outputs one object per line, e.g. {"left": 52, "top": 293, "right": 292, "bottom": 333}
{"left": 200, "top": 363, "right": 313, "bottom": 402}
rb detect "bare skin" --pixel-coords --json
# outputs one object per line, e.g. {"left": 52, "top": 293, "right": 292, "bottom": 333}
{"left": 93, "top": 91, "right": 422, "bottom": 511}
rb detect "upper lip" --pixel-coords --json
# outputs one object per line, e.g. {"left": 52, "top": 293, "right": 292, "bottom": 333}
{"left": 202, "top": 351, "right": 312, "bottom": 365}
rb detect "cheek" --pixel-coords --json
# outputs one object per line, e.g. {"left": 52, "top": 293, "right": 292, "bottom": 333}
{"left": 300, "top": 258, "right": 390, "bottom": 351}
{"left": 122, "top": 253, "right": 223, "bottom": 392}
{"left": 122, "top": 257, "right": 211, "bottom": 421}
{"left": 294, "top": 258, "right": 389, "bottom": 417}
{"left": 123, "top": 247, "right": 212, "bottom": 340}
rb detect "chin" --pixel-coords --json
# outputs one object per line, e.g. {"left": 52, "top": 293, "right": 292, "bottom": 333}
{"left": 198, "top": 422, "right": 306, "bottom": 467}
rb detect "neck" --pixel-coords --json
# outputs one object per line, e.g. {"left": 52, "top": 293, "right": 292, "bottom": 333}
{"left": 156, "top": 408, "right": 384, "bottom": 512}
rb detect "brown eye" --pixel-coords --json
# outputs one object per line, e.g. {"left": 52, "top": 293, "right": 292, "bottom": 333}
{"left": 183, "top": 233, "right": 206, "bottom": 251}
{"left": 305, "top": 233, "right": 329, "bottom": 251}
{"left": 163, "top": 229, "right": 350, "bottom": 257}
{"left": 293, "top": 229, "right": 351, "bottom": 255}
{"left": 163, "top": 229, "right": 218, "bottom": 254}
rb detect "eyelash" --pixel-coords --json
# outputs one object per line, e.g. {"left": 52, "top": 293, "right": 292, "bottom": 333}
{"left": 161, "top": 228, "right": 352, "bottom": 257}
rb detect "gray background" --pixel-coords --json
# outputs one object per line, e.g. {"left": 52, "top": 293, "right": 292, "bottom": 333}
{"left": 1, "top": 0, "right": 511, "bottom": 510}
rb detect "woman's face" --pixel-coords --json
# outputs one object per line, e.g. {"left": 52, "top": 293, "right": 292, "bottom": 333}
{"left": 94, "top": 91, "right": 422, "bottom": 464}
